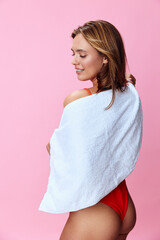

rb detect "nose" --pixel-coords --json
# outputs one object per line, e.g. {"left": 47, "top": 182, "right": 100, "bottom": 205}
{"left": 71, "top": 54, "right": 79, "bottom": 65}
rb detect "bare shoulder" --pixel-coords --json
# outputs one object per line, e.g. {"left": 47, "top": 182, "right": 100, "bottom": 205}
{"left": 63, "top": 89, "right": 90, "bottom": 108}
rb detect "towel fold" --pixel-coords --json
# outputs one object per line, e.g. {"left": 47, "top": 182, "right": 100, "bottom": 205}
{"left": 39, "top": 82, "right": 143, "bottom": 214}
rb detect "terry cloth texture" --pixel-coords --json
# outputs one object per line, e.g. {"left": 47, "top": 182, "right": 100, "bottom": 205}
{"left": 39, "top": 83, "right": 143, "bottom": 214}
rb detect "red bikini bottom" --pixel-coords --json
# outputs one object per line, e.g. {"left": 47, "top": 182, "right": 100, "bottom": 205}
{"left": 99, "top": 180, "right": 128, "bottom": 221}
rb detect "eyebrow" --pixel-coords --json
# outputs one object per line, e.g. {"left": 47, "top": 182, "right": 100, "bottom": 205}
{"left": 71, "top": 48, "right": 87, "bottom": 53}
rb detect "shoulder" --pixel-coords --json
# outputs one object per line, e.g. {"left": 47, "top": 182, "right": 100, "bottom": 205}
{"left": 63, "top": 89, "right": 90, "bottom": 108}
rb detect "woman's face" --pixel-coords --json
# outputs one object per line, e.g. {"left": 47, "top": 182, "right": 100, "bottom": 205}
{"left": 71, "top": 33, "right": 107, "bottom": 82}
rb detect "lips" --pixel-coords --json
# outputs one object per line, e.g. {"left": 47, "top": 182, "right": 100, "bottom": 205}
{"left": 76, "top": 68, "right": 84, "bottom": 74}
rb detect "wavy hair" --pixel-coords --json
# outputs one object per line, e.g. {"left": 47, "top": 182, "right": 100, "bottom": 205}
{"left": 71, "top": 20, "right": 129, "bottom": 110}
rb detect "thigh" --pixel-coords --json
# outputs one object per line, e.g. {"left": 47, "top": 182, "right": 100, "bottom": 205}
{"left": 60, "top": 202, "right": 122, "bottom": 240}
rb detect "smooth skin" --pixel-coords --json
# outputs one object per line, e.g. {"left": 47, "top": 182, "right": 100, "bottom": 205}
{"left": 60, "top": 190, "right": 136, "bottom": 240}
{"left": 46, "top": 33, "right": 137, "bottom": 239}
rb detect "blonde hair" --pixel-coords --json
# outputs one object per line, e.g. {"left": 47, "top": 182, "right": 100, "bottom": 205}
{"left": 71, "top": 20, "right": 129, "bottom": 110}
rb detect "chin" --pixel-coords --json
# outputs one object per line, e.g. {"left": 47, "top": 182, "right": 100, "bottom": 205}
{"left": 77, "top": 75, "right": 91, "bottom": 81}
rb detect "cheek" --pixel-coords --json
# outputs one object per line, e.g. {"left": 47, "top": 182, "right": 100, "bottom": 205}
{"left": 82, "top": 57, "right": 97, "bottom": 69}
{"left": 84, "top": 58, "right": 102, "bottom": 74}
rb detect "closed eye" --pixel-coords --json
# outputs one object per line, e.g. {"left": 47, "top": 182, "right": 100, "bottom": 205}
{"left": 71, "top": 54, "right": 86, "bottom": 58}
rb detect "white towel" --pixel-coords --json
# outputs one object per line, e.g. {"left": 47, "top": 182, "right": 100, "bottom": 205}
{"left": 39, "top": 82, "right": 143, "bottom": 214}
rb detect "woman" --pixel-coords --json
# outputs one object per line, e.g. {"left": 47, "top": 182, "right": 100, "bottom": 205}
{"left": 46, "top": 20, "right": 138, "bottom": 240}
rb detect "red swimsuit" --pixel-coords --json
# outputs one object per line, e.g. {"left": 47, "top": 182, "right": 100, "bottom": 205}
{"left": 83, "top": 88, "right": 128, "bottom": 221}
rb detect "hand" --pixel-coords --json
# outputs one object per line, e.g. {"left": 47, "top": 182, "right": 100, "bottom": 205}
{"left": 46, "top": 142, "right": 50, "bottom": 155}
{"left": 126, "top": 74, "right": 136, "bottom": 86}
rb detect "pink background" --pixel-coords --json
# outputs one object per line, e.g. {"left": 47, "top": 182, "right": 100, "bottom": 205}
{"left": 0, "top": 0, "right": 159, "bottom": 239}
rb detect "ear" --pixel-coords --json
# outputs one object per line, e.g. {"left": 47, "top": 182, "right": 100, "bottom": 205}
{"left": 102, "top": 56, "right": 108, "bottom": 64}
